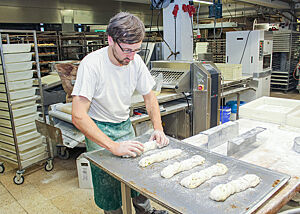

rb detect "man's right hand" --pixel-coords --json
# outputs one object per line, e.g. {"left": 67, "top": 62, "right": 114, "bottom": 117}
{"left": 111, "top": 141, "right": 144, "bottom": 157}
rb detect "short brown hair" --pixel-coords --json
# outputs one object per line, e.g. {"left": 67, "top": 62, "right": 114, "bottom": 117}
{"left": 106, "top": 12, "right": 145, "bottom": 44}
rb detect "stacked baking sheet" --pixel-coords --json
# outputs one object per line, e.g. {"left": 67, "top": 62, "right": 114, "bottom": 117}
{"left": 0, "top": 44, "right": 47, "bottom": 168}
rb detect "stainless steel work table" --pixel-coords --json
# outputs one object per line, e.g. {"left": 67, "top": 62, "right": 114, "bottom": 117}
{"left": 84, "top": 134, "right": 290, "bottom": 214}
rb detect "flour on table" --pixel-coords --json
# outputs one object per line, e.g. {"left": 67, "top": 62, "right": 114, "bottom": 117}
{"left": 161, "top": 155, "right": 205, "bottom": 178}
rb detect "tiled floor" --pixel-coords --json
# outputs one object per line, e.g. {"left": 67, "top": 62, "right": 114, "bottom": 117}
{"left": 0, "top": 90, "right": 299, "bottom": 214}
{"left": 0, "top": 149, "right": 102, "bottom": 214}
{"left": 270, "top": 89, "right": 300, "bottom": 100}
{"left": 0, "top": 148, "right": 168, "bottom": 214}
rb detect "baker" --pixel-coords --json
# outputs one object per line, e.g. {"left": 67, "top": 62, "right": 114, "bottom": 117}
{"left": 72, "top": 12, "right": 169, "bottom": 214}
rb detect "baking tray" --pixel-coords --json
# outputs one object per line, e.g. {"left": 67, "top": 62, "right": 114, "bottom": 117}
{"left": 85, "top": 134, "right": 290, "bottom": 214}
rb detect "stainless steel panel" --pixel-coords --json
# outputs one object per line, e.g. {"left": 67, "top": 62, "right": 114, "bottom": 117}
{"left": 150, "top": 61, "right": 192, "bottom": 93}
{"left": 162, "top": 109, "right": 190, "bottom": 139}
{"left": 0, "top": 0, "right": 153, "bottom": 24}
{"left": 192, "top": 91, "right": 209, "bottom": 134}
{"left": 0, "top": 6, "right": 61, "bottom": 23}
{"left": 177, "top": 109, "right": 190, "bottom": 139}
{"left": 84, "top": 135, "right": 290, "bottom": 214}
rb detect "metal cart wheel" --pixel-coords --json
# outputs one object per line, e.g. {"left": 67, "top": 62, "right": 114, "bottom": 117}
{"left": 45, "top": 159, "right": 54, "bottom": 172}
{"left": 0, "top": 163, "right": 5, "bottom": 173}
{"left": 13, "top": 173, "right": 24, "bottom": 185}
{"left": 57, "top": 147, "right": 70, "bottom": 160}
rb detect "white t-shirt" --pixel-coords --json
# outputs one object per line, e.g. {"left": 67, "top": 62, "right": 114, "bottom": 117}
{"left": 72, "top": 46, "right": 155, "bottom": 123}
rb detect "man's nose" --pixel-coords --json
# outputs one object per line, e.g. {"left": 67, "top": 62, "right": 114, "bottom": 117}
{"left": 128, "top": 53, "right": 135, "bottom": 60}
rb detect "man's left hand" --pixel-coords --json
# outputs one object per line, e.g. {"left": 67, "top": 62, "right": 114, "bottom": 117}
{"left": 149, "top": 130, "right": 169, "bottom": 148}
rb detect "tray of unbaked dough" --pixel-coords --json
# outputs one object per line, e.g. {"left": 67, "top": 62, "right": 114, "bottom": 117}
{"left": 84, "top": 134, "right": 290, "bottom": 214}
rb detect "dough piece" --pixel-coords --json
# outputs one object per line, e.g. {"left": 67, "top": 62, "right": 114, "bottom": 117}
{"left": 143, "top": 140, "right": 158, "bottom": 153}
{"left": 122, "top": 140, "right": 161, "bottom": 158}
{"left": 210, "top": 174, "right": 261, "bottom": 201}
{"left": 139, "top": 149, "right": 182, "bottom": 167}
{"left": 161, "top": 155, "right": 205, "bottom": 178}
{"left": 180, "top": 163, "right": 228, "bottom": 188}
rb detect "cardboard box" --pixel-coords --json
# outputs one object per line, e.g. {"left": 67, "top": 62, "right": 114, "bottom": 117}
{"left": 215, "top": 63, "right": 242, "bottom": 81}
{"left": 76, "top": 153, "right": 93, "bottom": 189}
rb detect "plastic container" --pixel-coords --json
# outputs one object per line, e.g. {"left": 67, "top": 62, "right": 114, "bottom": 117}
{"left": 0, "top": 61, "right": 34, "bottom": 73}
{"left": 220, "top": 106, "right": 231, "bottom": 123}
{"left": 0, "top": 99, "right": 36, "bottom": 110}
{"left": 2, "top": 44, "right": 32, "bottom": 54}
{"left": 0, "top": 130, "right": 41, "bottom": 144}
{"left": 0, "top": 52, "right": 33, "bottom": 64}
{"left": 0, "top": 104, "right": 38, "bottom": 119}
{"left": 0, "top": 79, "right": 33, "bottom": 92}
{"left": 0, "top": 70, "right": 34, "bottom": 82}
{"left": 226, "top": 100, "right": 246, "bottom": 113}
{"left": 0, "top": 87, "right": 36, "bottom": 101}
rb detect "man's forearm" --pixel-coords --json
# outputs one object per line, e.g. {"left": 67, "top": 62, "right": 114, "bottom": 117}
{"left": 72, "top": 112, "right": 117, "bottom": 151}
{"left": 144, "top": 91, "right": 163, "bottom": 131}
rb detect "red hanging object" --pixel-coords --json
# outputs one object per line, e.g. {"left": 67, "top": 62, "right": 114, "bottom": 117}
{"left": 172, "top": 4, "right": 179, "bottom": 17}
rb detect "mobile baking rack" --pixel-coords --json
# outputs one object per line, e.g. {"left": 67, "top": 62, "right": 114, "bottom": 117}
{"left": 0, "top": 30, "right": 54, "bottom": 184}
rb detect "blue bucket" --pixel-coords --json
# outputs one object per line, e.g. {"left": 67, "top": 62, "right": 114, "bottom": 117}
{"left": 220, "top": 106, "right": 231, "bottom": 123}
{"left": 226, "top": 101, "right": 246, "bottom": 113}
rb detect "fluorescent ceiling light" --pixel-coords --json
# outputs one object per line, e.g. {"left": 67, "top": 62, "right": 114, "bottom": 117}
{"left": 193, "top": 0, "right": 213, "bottom": 4}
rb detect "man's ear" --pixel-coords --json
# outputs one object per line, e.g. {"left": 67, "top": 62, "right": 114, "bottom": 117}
{"left": 107, "top": 36, "right": 114, "bottom": 46}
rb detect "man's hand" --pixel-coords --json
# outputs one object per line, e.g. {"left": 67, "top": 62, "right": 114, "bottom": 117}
{"left": 149, "top": 130, "right": 169, "bottom": 148}
{"left": 111, "top": 141, "right": 144, "bottom": 157}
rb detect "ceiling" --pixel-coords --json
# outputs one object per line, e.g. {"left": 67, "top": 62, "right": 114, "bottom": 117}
{"left": 116, "top": 0, "right": 149, "bottom": 3}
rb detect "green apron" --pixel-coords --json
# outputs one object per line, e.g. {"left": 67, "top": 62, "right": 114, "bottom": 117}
{"left": 85, "top": 118, "right": 139, "bottom": 211}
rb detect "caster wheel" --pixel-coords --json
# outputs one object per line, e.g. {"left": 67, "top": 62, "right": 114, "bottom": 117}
{"left": 45, "top": 160, "right": 54, "bottom": 172}
{"left": 13, "top": 174, "right": 24, "bottom": 185}
{"left": 0, "top": 164, "right": 5, "bottom": 173}
{"left": 58, "top": 148, "right": 70, "bottom": 160}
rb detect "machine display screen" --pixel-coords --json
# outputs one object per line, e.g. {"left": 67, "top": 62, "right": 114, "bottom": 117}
{"left": 263, "top": 55, "right": 271, "bottom": 69}
{"left": 202, "top": 64, "right": 217, "bottom": 74}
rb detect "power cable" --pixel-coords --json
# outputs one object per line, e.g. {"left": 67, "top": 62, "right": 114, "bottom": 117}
{"left": 182, "top": 92, "right": 191, "bottom": 115}
{"left": 239, "top": 30, "right": 251, "bottom": 64}
{"left": 190, "top": 16, "right": 195, "bottom": 54}
{"left": 156, "top": 10, "right": 176, "bottom": 59}
{"left": 223, "top": 3, "right": 233, "bottom": 19}
{"left": 143, "top": 8, "right": 154, "bottom": 63}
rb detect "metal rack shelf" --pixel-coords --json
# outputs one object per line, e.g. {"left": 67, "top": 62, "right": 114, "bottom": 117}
{"left": 0, "top": 29, "right": 54, "bottom": 184}
{"left": 271, "top": 30, "right": 300, "bottom": 92}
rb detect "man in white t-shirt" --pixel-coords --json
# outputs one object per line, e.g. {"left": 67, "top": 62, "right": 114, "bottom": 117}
{"left": 72, "top": 12, "right": 169, "bottom": 214}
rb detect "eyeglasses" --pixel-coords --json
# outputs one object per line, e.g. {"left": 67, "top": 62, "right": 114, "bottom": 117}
{"left": 115, "top": 40, "right": 142, "bottom": 54}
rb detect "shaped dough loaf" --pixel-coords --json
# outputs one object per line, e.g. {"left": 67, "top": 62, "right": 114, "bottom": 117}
{"left": 139, "top": 149, "right": 182, "bottom": 167}
{"left": 210, "top": 174, "right": 261, "bottom": 201}
{"left": 122, "top": 140, "right": 163, "bottom": 158}
{"left": 143, "top": 140, "right": 158, "bottom": 153}
{"left": 180, "top": 163, "right": 228, "bottom": 188}
{"left": 161, "top": 155, "right": 205, "bottom": 178}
